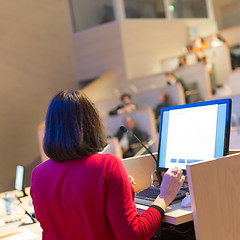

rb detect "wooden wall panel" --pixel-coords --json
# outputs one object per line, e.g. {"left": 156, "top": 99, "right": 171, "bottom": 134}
{"left": 229, "top": 69, "right": 240, "bottom": 95}
{"left": 187, "top": 153, "right": 240, "bottom": 240}
{"left": 175, "top": 63, "right": 212, "bottom": 99}
{"left": 204, "top": 45, "right": 231, "bottom": 86}
{"left": 82, "top": 71, "right": 119, "bottom": 102}
{"left": 0, "top": 0, "right": 78, "bottom": 192}
{"left": 73, "top": 22, "right": 127, "bottom": 88}
{"left": 179, "top": 19, "right": 217, "bottom": 39}
{"left": 220, "top": 25, "right": 240, "bottom": 46}
{"left": 212, "top": 0, "right": 240, "bottom": 30}
{"left": 73, "top": 19, "right": 218, "bottom": 91}
{"left": 120, "top": 20, "right": 188, "bottom": 80}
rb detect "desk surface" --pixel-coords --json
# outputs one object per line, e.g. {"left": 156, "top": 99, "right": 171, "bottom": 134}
{"left": 0, "top": 189, "right": 193, "bottom": 239}
{"left": 0, "top": 222, "right": 41, "bottom": 240}
{"left": 136, "top": 201, "right": 192, "bottom": 225}
{"left": 0, "top": 204, "right": 192, "bottom": 239}
{"left": 0, "top": 189, "right": 41, "bottom": 239}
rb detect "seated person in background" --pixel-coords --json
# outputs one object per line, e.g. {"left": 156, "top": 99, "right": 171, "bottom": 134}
{"left": 153, "top": 92, "right": 171, "bottom": 131}
{"left": 211, "top": 33, "right": 226, "bottom": 48}
{"left": 186, "top": 44, "right": 198, "bottom": 65}
{"left": 30, "top": 90, "right": 185, "bottom": 240}
{"left": 186, "top": 44, "right": 193, "bottom": 54}
{"left": 166, "top": 72, "right": 189, "bottom": 103}
{"left": 196, "top": 51, "right": 207, "bottom": 64}
{"left": 178, "top": 55, "right": 186, "bottom": 67}
{"left": 197, "top": 51, "right": 216, "bottom": 94}
{"left": 192, "top": 37, "right": 209, "bottom": 52}
{"left": 116, "top": 116, "right": 148, "bottom": 158}
{"left": 109, "top": 93, "right": 137, "bottom": 116}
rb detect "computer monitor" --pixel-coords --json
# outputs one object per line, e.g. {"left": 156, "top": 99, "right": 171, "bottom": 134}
{"left": 15, "top": 165, "right": 27, "bottom": 197}
{"left": 157, "top": 98, "right": 232, "bottom": 172}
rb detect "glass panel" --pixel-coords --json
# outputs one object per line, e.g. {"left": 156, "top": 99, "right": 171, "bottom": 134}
{"left": 123, "top": 0, "right": 208, "bottom": 19}
{"left": 168, "top": 0, "right": 208, "bottom": 18}
{"left": 69, "top": 0, "right": 115, "bottom": 32}
{"left": 123, "top": 0, "right": 166, "bottom": 19}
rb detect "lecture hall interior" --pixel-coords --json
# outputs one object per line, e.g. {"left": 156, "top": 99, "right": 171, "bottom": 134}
{"left": 1, "top": 0, "right": 240, "bottom": 239}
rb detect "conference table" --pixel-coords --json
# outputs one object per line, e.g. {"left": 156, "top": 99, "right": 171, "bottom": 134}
{"left": 0, "top": 189, "right": 41, "bottom": 239}
{"left": 0, "top": 189, "right": 192, "bottom": 239}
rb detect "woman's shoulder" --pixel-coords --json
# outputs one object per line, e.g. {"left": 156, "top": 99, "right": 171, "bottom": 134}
{"left": 32, "top": 159, "right": 55, "bottom": 174}
{"left": 90, "top": 153, "right": 123, "bottom": 168}
{"left": 90, "top": 153, "right": 121, "bottom": 163}
{"left": 32, "top": 154, "right": 123, "bottom": 176}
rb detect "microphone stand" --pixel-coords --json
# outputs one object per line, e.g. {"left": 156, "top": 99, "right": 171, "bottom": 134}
{"left": 120, "top": 126, "right": 162, "bottom": 184}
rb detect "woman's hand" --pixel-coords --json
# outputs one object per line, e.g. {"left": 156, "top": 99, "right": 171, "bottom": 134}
{"left": 153, "top": 167, "right": 185, "bottom": 211}
{"left": 159, "top": 167, "right": 185, "bottom": 206}
{"left": 129, "top": 175, "right": 136, "bottom": 187}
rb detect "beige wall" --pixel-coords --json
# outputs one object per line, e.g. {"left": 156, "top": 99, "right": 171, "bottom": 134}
{"left": 73, "top": 19, "right": 218, "bottom": 89}
{"left": 0, "top": 1, "right": 78, "bottom": 192}
{"left": 120, "top": 20, "right": 188, "bottom": 80}
{"left": 179, "top": 19, "right": 217, "bottom": 39}
{"left": 219, "top": 26, "right": 240, "bottom": 46}
{"left": 73, "top": 22, "right": 127, "bottom": 90}
{"left": 73, "top": 20, "right": 189, "bottom": 88}
{"left": 82, "top": 71, "right": 119, "bottom": 102}
{"left": 212, "top": 0, "right": 239, "bottom": 30}
{"left": 221, "top": 2, "right": 240, "bottom": 29}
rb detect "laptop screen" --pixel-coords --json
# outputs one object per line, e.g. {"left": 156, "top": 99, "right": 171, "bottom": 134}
{"left": 157, "top": 99, "right": 232, "bottom": 171}
{"left": 15, "top": 165, "right": 24, "bottom": 192}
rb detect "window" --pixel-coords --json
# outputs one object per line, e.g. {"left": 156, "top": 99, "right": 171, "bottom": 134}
{"left": 69, "top": 0, "right": 115, "bottom": 32}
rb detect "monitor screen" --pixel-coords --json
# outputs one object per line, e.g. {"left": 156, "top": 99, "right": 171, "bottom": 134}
{"left": 15, "top": 165, "right": 24, "bottom": 192}
{"left": 157, "top": 98, "right": 232, "bottom": 171}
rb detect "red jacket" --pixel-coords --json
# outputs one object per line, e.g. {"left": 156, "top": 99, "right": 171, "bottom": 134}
{"left": 30, "top": 153, "right": 162, "bottom": 240}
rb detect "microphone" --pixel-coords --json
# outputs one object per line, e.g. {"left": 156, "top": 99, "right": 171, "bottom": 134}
{"left": 120, "top": 126, "right": 162, "bottom": 183}
{"left": 120, "top": 126, "right": 158, "bottom": 165}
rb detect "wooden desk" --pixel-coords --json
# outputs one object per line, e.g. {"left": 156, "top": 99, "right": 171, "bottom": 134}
{"left": 0, "top": 189, "right": 192, "bottom": 240}
{"left": 124, "top": 154, "right": 193, "bottom": 225}
{"left": 187, "top": 153, "right": 240, "bottom": 240}
{"left": 0, "top": 202, "right": 191, "bottom": 239}
{"left": 0, "top": 221, "right": 41, "bottom": 240}
{"left": 0, "top": 189, "right": 42, "bottom": 239}
{"left": 136, "top": 201, "right": 192, "bottom": 225}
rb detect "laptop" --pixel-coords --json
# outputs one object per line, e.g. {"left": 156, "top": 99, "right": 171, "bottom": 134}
{"left": 15, "top": 165, "right": 27, "bottom": 198}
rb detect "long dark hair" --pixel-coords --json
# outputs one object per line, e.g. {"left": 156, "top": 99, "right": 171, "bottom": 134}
{"left": 43, "top": 90, "right": 107, "bottom": 162}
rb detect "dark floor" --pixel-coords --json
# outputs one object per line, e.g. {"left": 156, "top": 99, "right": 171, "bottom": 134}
{"left": 151, "top": 221, "right": 196, "bottom": 240}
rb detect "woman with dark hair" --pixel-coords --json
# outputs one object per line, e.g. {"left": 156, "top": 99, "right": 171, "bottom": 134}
{"left": 30, "top": 90, "right": 184, "bottom": 240}
{"left": 43, "top": 90, "right": 107, "bottom": 161}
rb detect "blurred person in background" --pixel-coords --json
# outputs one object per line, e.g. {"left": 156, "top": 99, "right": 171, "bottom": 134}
{"left": 109, "top": 93, "right": 137, "bottom": 116}
{"left": 153, "top": 92, "right": 171, "bottom": 131}
{"left": 116, "top": 116, "right": 148, "bottom": 158}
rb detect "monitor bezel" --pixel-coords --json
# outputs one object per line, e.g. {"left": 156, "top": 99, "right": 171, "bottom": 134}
{"left": 157, "top": 98, "right": 232, "bottom": 173}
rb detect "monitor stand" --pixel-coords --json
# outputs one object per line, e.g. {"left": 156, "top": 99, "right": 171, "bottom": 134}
{"left": 16, "top": 191, "right": 27, "bottom": 204}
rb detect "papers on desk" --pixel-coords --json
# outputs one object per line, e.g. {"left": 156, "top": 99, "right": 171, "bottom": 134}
{"left": 0, "top": 229, "right": 37, "bottom": 240}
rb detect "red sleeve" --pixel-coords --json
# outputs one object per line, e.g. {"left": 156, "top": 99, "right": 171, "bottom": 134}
{"left": 105, "top": 155, "right": 162, "bottom": 240}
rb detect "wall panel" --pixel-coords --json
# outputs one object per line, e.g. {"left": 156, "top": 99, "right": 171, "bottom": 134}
{"left": 0, "top": 0, "right": 77, "bottom": 191}
{"left": 120, "top": 20, "right": 188, "bottom": 80}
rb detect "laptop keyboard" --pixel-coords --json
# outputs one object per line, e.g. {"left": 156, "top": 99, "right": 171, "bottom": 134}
{"left": 134, "top": 186, "right": 187, "bottom": 206}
